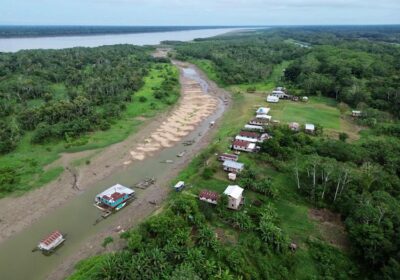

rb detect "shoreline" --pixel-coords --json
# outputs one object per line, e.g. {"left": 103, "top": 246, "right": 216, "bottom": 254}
{"left": 46, "top": 61, "right": 231, "bottom": 280}
{"left": 0, "top": 60, "right": 231, "bottom": 280}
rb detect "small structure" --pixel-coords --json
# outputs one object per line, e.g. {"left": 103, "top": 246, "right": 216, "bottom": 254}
{"left": 218, "top": 153, "right": 239, "bottom": 162}
{"left": 256, "top": 114, "right": 272, "bottom": 120}
{"left": 232, "top": 140, "right": 257, "bottom": 153}
{"left": 239, "top": 131, "right": 260, "bottom": 140}
{"left": 235, "top": 135, "right": 258, "bottom": 143}
{"left": 249, "top": 117, "right": 269, "bottom": 126}
{"left": 228, "top": 173, "right": 237, "bottom": 181}
{"left": 305, "top": 123, "right": 315, "bottom": 134}
{"left": 302, "top": 96, "right": 309, "bottom": 102}
{"left": 244, "top": 124, "right": 264, "bottom": 132}
{"left": 256, "top": 107, "right": 270, "bottom": 115}
{"left": 272, "top": 89, "right": 290, "bottom": 99}
{"left": 199, "top": 190, "right": 219, "bottom": 205}
{"left": 224, "top": 185, "right": 244, "bottom": 210}
{"left": 267, "top": 95, "right": 279, "bottom": 103}
{"left": 95, "top": 184, "right": 135, "bottom": 211}
{"left": 173, "top": 181, "right": 185, "bottom": 192}
{"left": 259, "top": 133, "right": 272, "bottom": 142}
{"left": 223, "top": 160, "right": 244, "bottom": 173}
{"left": 352, "top": 110, "right": 362, "bottom": 117}
{"left": 37, "top": 230, "right": 65, "bottom": 254}
{"left": 289, "top": 122, "right": 300, "bottom": 132}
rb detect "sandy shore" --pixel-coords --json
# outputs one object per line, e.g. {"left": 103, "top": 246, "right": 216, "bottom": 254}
{"left": 0, "top": 60, "right": 231, "bottom": 279}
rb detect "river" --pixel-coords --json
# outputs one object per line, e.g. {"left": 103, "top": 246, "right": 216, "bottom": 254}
{"left": 0, "top": 28, "right": 240, "bottom": 52}
{"left": 0, "top": 62, "right": 227, "bottom": 280}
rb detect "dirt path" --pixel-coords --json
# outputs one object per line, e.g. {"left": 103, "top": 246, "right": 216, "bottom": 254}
{"left": 0, "top": 60, "right": 230, "bottom": 279}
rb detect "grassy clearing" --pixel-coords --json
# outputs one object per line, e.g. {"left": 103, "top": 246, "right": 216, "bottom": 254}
{"left": 269, "top": 97, "right": 341, "bottom": 130}
{"left": 0, "top": 63, "right": 179, "bottom": 196}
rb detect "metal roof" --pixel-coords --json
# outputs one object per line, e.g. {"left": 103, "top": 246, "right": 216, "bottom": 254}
{"left": 224, "top": 185, "right": 244, "bottom": 200}
{"left": 96, "top": 184, "right": 134, "bottom": 203}
{"left": 223, "top": 160, "right": 244, "bottom": 170}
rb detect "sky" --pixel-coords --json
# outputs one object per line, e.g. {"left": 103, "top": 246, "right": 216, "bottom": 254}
{"left": 0, "top": 0, "right": 399, "bottom": 26}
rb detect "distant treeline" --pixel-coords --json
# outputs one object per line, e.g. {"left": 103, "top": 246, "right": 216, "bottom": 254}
{"left": 0, "top": 25, "right": 239, "bottom": 38}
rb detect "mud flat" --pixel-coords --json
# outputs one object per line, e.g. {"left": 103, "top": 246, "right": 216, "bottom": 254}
{"left": 0, "top": 61, "right": 231, "bottom": 280}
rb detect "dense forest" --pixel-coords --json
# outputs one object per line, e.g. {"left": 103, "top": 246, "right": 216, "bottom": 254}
{"left": 0, "top": 26, "right": 237, "bottom": 38}
{"left": 1, "top": 45, "right": 155, "bottom": 153}
{"left": 69, "top": 26, "right": 400, "bottom": 279}
{"left": 0, "top": 45, "right": 180, "bottom": 194}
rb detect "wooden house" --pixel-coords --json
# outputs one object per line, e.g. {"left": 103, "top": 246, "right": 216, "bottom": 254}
{"left": 223, "top": 160, "right": 244, "bottom": 173}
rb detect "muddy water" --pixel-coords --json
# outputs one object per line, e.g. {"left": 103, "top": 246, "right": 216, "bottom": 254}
{"left": 0, "top": 65, "right": 226, "bottom": 280}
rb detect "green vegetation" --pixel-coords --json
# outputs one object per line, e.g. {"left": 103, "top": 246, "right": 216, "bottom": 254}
{"left": 52, "top": 26, "right": 400, "bottom": 279}
{"left": 0, "top": 45, "right": 179, "bottom": 196}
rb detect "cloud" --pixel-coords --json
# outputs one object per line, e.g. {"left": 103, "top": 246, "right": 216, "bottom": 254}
{"left": 0, "top": 0, "right": 399, "bottom": 25}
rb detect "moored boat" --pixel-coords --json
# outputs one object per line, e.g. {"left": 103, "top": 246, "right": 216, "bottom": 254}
{"left": 35, "top": 230, "right": 65, "bottom": 255}
{"left": 94, "top": 184, "right": 135, "bottom": 212}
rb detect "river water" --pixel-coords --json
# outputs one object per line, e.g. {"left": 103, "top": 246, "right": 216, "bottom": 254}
{"left": 0, "top": 28, "right": 240, "bottom": 52}
{"left": 0, "top": 65, "right": 226, "bottom": 280}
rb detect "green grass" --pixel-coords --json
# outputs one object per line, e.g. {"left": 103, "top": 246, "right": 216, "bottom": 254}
{"left": 269, "top": 97, "right": 341, "bottom": 130}
{"left": 0, "top": 63, "right": 180, "bottom": 196}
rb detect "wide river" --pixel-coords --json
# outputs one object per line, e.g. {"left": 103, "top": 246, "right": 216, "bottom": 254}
{"left": 0, "top": 28, "right": 241, "bottom": 52}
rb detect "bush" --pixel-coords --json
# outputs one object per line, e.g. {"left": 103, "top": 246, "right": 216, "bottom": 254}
{"left": 139, "top": 96, "right": 147, "bottom": 102}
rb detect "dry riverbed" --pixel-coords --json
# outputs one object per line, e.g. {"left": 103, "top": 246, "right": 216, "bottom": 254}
{"left": 0, "top": 61, "right": 230, "bottom": 280}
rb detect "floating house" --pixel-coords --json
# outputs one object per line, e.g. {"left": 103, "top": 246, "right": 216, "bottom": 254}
{"left": 232, "top": 139, "right": 257, "bottom": 153}
{"left": 244, "top": 124, "right": 265, "bottom": 132}
{"left": 305, "top": 124, "right": 315, "bottom": 134}
{"left": 199, "top": 190, "right": 219, "bottom": 205}
{"left": 267, "top": 95, "right": 279, "bottom": 103}
{"left": 95, "top": 184, "right": 135, "bottom": 211}
{"left": 224, "top": 185, "right": 244, "bottom": 210}
{"left": 223, "top": 160, "right": 244, "bottom": 173}
{"left": 256, "top": 107, "right": 271, "bottom": 115}
{"left": 218, "top": 153, "right": 239, "bottom": 162}
{"left": 37, "top": 230, "right": 65, "bottom": 254}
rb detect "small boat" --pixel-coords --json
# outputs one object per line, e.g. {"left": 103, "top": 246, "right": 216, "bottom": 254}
{"left": 34, "top": 230, "right": 65, "bottom": 255}
{"left": 182, "top": 140, "right": 195, "bottom": 146}
{"left": 134, "top": 178, "right": 156, "bottom": 189}
{"left": 177, "top": 151, "right": 186, "bottom": 157}
{"left": 173, "top": 181, "right": 185, "bottom": 192}
{"left": 161, "top": 159, "right": 174, "bottom": 164}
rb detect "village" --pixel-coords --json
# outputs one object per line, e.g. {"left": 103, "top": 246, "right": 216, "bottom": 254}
{"left": 171, "top": 86, "right": 322, "bottom": 211}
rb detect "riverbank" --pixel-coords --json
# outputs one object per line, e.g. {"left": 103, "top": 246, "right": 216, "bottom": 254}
{"left": 46, "top": 62, "right": 230, "bottom": 280}
{"left": 0, "top": 61, "right": 230, "bottom": 280}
